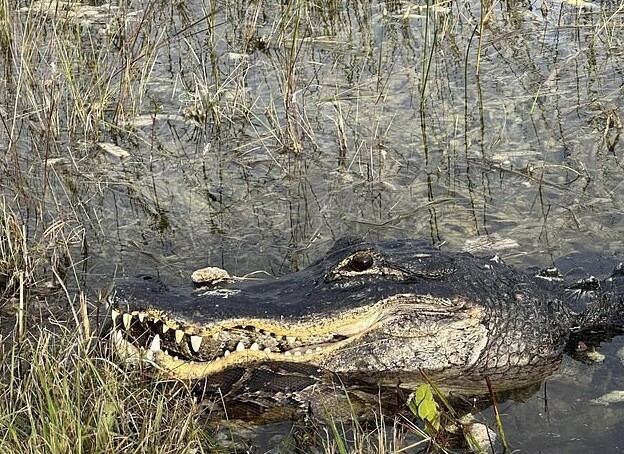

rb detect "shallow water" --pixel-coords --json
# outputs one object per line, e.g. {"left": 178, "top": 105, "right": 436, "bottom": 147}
{"left": 2, "top": 0, "right": 624, "bottom": 451}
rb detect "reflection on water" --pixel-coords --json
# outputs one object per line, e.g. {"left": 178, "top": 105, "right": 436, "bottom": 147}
{"left": 1, "top": 0, "right": 624, "bottom": 451}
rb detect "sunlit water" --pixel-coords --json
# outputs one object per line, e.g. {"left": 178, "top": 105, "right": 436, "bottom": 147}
{"left": 2, "top": 0, "right": 624, "bottom": 451}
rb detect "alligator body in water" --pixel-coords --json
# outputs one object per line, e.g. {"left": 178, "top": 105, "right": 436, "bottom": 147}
{"left": 109, "top": 238, "right": 624, "bottom": 418}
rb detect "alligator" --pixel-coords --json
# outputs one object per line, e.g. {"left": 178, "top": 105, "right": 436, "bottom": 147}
{"left": 108, "top": 238, "right": 624, "bottom": 419}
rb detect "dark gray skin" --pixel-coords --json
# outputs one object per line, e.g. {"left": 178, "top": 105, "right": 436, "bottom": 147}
{"left": 110, "top": 238, "right": 624, "bottom": 399}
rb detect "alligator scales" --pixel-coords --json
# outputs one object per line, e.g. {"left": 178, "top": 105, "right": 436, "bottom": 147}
{"left": 109, "top": 238, "right": 624, "bottom": 415}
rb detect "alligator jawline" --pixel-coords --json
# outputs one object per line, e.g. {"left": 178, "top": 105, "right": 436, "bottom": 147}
{"left": 110, "top": 303, "right": 389, "bottom": 379}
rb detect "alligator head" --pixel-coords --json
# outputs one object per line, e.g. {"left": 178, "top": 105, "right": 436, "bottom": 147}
{"left": 109, "top": 238, "right": 574, "bottom": 394}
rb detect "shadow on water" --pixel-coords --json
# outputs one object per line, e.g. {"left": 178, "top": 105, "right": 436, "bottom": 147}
{"left": 1, "top": 0, "right": 624, "bottom": 451}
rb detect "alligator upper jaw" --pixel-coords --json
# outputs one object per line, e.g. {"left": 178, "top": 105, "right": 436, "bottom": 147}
{"left": 109, "top": 296, "right": 404, "bottom": 379}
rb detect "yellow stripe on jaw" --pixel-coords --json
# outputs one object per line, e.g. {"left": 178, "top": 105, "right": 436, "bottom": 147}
{"left": 111, "top": 329, "right": 354, "bottom": 379}
{"left": 153, "top": 349, "right": 310, "bottom": 379}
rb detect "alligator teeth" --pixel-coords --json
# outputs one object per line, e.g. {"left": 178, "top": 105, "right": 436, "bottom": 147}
{"left": 190, "top": 335, "right": 203, "bottom": 352}
{"left": 138, "top": 312, "right": 146, "bottom": 323}
{"left": 122, "top": 313, "right": 132, "bottom": 330}
{"left": 263, "top": 347, "right": 271, "bottom": 353}
{"left": 111, "top": 309, "right": 120, "bottom": 324}
{"left": 250, "top": 342, "right": 260, "bottom": 351}
{"left": 150, "top": 334, "right": 161, "bottom": 352}
{"left": 305, "top": 349, "right": 313, "bottom": 355}
{"left": 315, "top": 347, "right": 323, "bottom": 352}
{"left": 286, "top": 336, "right": 297, "bottom": 344}
{"left": 112, "top": 329, "right": 124, "bottom": 346}
{"left": 175, "top": 330, "right": 185, "bottom": 344}
{"left": 162, "top": 324, "right": 170, "bottom": 334}
{"left": 235, "top": 341, "right": 245, "bottom": 352}
{"left": 284, "top": 351, "right": 292, "bottom": 356}
{"left": 294, "top": 351, "right": 302, "bottom": 356}
{"left": 224, "top": 350, "right": 231, "bottom": 357}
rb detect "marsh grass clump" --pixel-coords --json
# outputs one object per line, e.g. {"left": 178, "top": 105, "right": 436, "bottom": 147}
{"left": 0, "top": 203, "right": 32, "bottom": 301}
{"left": 0, "top": 197, "right": 78, "bottom": 307}
{"left": 0, "top": 198, "right": 218, "bottom": 452}
{"left": 0, "top": 328, "right": 216, "bottom": 453}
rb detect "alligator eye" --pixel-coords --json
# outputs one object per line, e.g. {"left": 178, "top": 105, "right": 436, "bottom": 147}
{"left": 348, "top": 252, "right": 374, "bottom": 272}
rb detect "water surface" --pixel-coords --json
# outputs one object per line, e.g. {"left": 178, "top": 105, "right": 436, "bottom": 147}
{"left": 2, "top": 0, "right": 624, "bottom": 451}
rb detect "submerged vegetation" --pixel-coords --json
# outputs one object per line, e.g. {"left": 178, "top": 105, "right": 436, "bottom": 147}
{"left": 0, "top": 0, "right": 623, "bottom": 451}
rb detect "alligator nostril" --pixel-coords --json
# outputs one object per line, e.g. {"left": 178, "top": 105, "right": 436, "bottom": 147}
{"left": 349, "top": 251, "right": 374, "bottom": 272}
